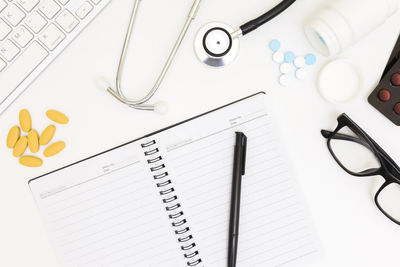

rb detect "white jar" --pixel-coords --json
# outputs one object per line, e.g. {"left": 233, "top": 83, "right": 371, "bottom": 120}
{"left": 305, "top": 0, "right": 398, "bottom": 56}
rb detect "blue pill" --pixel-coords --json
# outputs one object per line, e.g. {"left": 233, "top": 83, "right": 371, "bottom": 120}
{"left": 269, "top": 39, "right": 281, "bottom": 52}
{"left": 284, "top": 51, "right": 295, "bottom": 63}
{"left": 305, "top": 54, "right": 317, "bottom": 65}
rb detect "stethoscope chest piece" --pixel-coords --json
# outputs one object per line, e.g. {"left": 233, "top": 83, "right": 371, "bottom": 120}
{"left": 194, "top": 22, "right": 240, "bottom": 68}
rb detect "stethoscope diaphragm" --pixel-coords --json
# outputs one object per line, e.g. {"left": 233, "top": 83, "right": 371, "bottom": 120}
{"left": 194, "top": 22, "right": 240, "bottom": 68}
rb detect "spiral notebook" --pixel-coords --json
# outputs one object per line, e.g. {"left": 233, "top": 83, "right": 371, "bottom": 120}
{"left": 29, "top": 92, "right": 321, "bottom": 267}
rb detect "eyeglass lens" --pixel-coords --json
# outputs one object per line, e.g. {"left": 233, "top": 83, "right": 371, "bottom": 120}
{"left": 328, "top": 126, "right": 381, "bottom": 174}
{"left": 376, "top": 183, "right": 400, "bottom": 223}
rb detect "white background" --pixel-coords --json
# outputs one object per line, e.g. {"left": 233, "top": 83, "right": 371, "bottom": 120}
{"left": 1, "top": 0, "right": 400, "bottom": 266}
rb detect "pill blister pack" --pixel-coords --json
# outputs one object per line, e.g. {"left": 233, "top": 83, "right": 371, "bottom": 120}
{"left": 269, "top": 39, "right": 316, "bottom": 86}
{"left": 368, "top": 34, "right": 400, "bottom": 126}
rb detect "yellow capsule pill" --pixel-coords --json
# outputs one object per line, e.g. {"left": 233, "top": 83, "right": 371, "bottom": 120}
{"left": 39, "top": 125, "right": 56, "bottom": 146}
{"left": 19, "top": 156, "right": 43, "bottom": 167}
{"left": 6, "top": 126, "right": 20, "bottom": 148}
{"left": 46, "top": 110, "right": 69, "bottom": 124}
{"left": 19, "top": 109, "right": 32, "bottom": 132}
{"left": 13, "top": 136, "right": 28, "bottom": 157}
{"left": 44, "top": 141, "right": 65, "bottom": 157}
{"left": 28, "top": 130, "right": 39, "bottom": 153}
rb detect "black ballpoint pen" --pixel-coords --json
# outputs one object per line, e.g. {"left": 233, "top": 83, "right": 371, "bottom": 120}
{"left": 228, "top": 132, "right": 247, "bottom": 267}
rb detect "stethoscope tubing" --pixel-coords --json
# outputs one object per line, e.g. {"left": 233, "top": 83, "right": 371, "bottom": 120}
{"left": 239, "top": 0, "right": 297, "bottom": 36}
{"left": 107, "top": 0, "right": 201, "bottom": 111}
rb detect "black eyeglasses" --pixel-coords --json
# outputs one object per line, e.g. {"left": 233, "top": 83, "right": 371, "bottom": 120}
{"left": 321, "top": 113, "right": 400, "bottom": 225}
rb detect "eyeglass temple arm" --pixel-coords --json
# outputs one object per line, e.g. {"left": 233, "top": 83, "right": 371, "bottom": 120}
{"left": 321, "top": 130, "right": 368, "bottom": 146}
{"left": 321, "top": 130, "right": 400, "bottom": 176}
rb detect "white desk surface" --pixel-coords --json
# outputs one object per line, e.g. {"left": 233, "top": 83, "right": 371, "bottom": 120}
{"left": 1, "top": 0, "right": 400, "bottom": 266}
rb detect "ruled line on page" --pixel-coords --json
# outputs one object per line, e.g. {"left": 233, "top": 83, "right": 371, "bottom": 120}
{"left": 63, "top": 214, "right": 165, "bottom": 257}
{"left": 170, "top": 123, "right": 274, "bottom": 167}
{"left": 274, "top": 250, "right": 319, "bottom": 267}
{"left": 175, "top": 150, "right": 282, "bottom": 188}
{"left": 167, "top": 114, "right": 270, "bottom": 152}
{"left": 244, "top": 243, "right": 316, "bottom": 266}
{"left": 168, "top": 126, "right": 273, "bottom": 165}
{"left": 239, "top": 238, "right": 313, "bottom": 262}
{"left": 40, "top": 161, "right": 141, "bottom": 200}
{"left": 195, "top": 202, "right": 301, "bottom": 234}
{"left": 46, "top": 169, "right": 147, "bottom": 215}
{"left": 56, "top": 201, "right": 158, "bottom": 246}
{"left": 50, "top": 181, "right": 152, "bottom": 226}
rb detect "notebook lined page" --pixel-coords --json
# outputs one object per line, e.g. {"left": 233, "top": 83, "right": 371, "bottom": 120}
{"left": 155, "top": 94, "right": 320, "bottom": 266}
{"left": 29, "top": 141, "right": 184, "bottom": 267}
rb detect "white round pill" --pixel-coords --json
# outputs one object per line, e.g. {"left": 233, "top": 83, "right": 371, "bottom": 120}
{"left": 272, "top": 51, "right": 284, "bottom": 63}
{"left": 295, "top": 68, "right": 307, "bottom": 80}
{"left": 294, "top": 56, "right": 306, "bottom": 68}
{"left": 279, "top": 63, "right": 291, "bottom": 74}
{"left": 279, "top": 74, "right": 290, "bottom": 86}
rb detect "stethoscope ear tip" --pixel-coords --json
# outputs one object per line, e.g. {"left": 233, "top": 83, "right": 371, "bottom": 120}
{"left": 154, "top": 101, "right": 168, "bottom": 115}
{"left": 96, "top": 76, "right": 111, "bottom": 92}
{"left": 96, "top": 74, "right": 168, "bottom": 114}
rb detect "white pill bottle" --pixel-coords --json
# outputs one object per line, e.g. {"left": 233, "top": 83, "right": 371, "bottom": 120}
{"left": 305, "top": 0, "right": 398, "bottom": 56}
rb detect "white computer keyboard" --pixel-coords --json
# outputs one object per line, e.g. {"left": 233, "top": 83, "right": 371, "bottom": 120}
{"left": 0, "top": 0, "right": 111, "bottom": 114}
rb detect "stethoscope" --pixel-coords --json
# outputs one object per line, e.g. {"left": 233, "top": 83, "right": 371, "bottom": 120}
{"left": 195, "top": 0, "right": 296, "bottom": 67}
{"left": 99, "top": 0, "right": 296, "bottom": 113}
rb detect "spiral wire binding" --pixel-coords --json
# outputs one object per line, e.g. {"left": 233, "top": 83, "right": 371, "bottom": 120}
{"left": 141, "top": 140, "right": 202, "bottom": 266}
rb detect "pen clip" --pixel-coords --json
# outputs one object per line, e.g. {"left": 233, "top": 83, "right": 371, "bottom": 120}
{"left": 240, "top": 133, "right": 247, "bottom": 175}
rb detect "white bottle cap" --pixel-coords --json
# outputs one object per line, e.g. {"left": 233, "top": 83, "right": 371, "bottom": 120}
{"left": 305, "top": 0, "right": 398, "bottom": 57}
{"left": 318, "top": 59, "right": 361, "bottom": 104}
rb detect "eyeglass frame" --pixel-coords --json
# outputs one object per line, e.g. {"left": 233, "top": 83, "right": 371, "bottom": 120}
{"left": 321, "top": 113, "right": 400, "bottom": 225}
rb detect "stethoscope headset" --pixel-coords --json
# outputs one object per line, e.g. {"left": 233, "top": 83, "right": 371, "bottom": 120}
{"left": 99, "top": 0, "right": 296, "bottom": 113}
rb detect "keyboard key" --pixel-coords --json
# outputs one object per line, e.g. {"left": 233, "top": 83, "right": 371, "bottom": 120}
{"left": 0, "top": 18, "right": 12, "bottom": 40}
{"left": 0, "top": 41, "right": 48, "bottom": 102}
{"left": 75, "top": 1, "right": 93, "bottom": 19}
{"left": 57, "top": 0, "right": 69, "bottom": 5}
{"left": 56, "top": 9, "right": 78, "bottom": 33}
{"left": 17, "top": 0, "right": 39, "bottom": 12}
{"left": 12, "top": 25, "right": 33, "bottom": 47}
{"left": 25, "top": 11, "right": 47, "bottom": 33}
{"left": 0, "top": 57, "right": 6, "bottom": 71}
{"left": 39, "top": 23, "right": 65, "bottom": 50}
{"left": 0, "top": 40, "right": 20, "bottom": 61}
{"left": 0, "top": 0, "right": 7, "bottom": 12}
{"left": 3, "top": 4, "right": 26, "bottom": 26}
{"left": 90, "top": 0, "right": 101, "bottom": 5}
{"left": 38, "top": 0, "right": 60, "bottom": 19}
